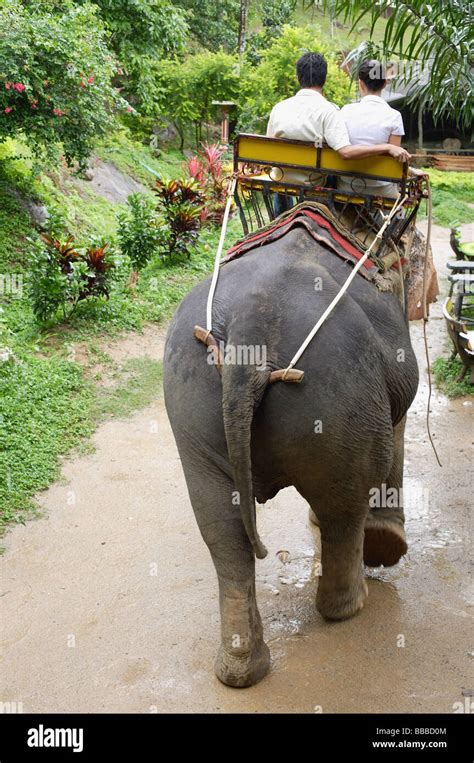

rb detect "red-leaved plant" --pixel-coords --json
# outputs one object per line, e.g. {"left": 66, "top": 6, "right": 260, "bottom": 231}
{"left": 185, "top": 143, "right": 229, "bottom": 225}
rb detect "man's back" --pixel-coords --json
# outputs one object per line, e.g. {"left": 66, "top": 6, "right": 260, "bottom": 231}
{"left": 267, "top": 88, "right": 349, "bottom": 150}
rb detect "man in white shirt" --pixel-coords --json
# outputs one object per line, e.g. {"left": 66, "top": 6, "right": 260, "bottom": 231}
{"left": 339, "top": 60, "right": 406, "bottom": 197}
{"left": 266, "top": 53, "right": 410, "bottom": 213}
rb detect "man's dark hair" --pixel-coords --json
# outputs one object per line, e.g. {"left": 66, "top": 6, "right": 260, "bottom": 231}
{"left": 358, "top": 59, "right": 387, "bottom": 92}
{"left": 296, "top": 52, "right": 327, "bottom": 88}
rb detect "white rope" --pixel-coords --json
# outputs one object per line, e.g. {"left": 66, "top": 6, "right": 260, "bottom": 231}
{"left": 285, "top": 193, "right": 408, "bottom": 371}
{"left": 206, "top": 176, "right": 237, "bottom": 332}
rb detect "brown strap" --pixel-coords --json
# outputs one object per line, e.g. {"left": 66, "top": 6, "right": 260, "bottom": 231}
{"left": 193, "top": 326, "right": 304, "bottom": 384}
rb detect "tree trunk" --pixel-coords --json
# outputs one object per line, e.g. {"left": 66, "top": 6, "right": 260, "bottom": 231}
{"left": 417, "top": 103, "right": 423, "bottom": 151}
{"left": 238, "top": 0, "right": 249, "bottom": 56}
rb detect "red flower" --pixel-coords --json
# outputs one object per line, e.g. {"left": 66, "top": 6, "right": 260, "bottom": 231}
{"left": 4, "top": 107, "right": 12, "bottom": 113}
{"left": 87, "top": 74, "right": 94, "bottom": 84}
{"left": 53, "top": 108, "right": 63, "bottom": 117}
{"left": 126, "top": 105, "right": 133, "bottom": 112}
{"left": 13, "top": 83, "right": 25, "bottom": 93}
{"left": 31, "top": 101, "right": 37, "bottom": 109}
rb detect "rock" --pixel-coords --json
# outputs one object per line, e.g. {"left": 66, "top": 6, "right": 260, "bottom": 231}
{"left": 152, "top": 120, "right": 178, "bottom": 144}
{"left": 83, "top": 167, "right": 95, "bottom": 181}
{"left": 23, "top": 199, "right": 49, "bottom": 228}
{"left": 442, "top": 137, "right": 462, "bottom": 150}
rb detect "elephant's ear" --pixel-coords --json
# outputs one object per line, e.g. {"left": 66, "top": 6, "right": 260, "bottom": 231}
{"left": 221, "top": 363, "right": 270, "bottom": 559}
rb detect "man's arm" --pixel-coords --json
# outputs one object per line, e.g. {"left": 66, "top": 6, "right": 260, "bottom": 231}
{"left": 337, "top": 143, "right": 411, "bottom": 163}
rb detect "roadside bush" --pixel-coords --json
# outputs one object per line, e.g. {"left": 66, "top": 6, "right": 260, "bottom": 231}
{"left": 29, "top": 234, "right": 119, "bottom": 322}
{"left": 117, "top": 193, "right": 163, "bottom": 270}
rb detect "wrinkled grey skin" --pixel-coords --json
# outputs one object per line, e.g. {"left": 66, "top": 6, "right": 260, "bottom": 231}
{"left": 163, "top": 229, "right": 419, "bottom": 687}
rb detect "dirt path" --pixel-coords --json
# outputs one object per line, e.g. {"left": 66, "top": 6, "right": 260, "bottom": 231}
{"left": 1, "top": 224, "right": 472, "bottom": 714}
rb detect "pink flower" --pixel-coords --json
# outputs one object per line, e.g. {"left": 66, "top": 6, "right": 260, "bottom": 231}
{"left": 13, "top": 83, "right": 25, "bottom": 93}
{"left": 126, "top": 105, "right": 132, "bottom": 112}
{"left": 53, "top": 108, "right": 63, "bottom": 117}
{"left": 4, "top": 107, "right": 12, "bottom": 113}
{"left": 5, "top": 82, "right": 12, "bottom": 90}
{"left": 31, "top": 102, "right": 37, "bottom": 109}
{"left": 87, "top": 74, "right": 94, "bottom": 84}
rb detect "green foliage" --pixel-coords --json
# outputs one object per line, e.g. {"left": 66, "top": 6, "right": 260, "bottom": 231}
{"left": 0, "top": 0, "right": 120, "bottom": 168}
{"left": 153, "top": 177, "right": 204, "bottom": 259}
{"left": 247, "top": 0, "right": 297, "bottom": 65}
{"left": 83, "top": 0, "right": 189, "bottom": 111}
{"left": 96, "top": 128, "right": 185, "bottom": 186}
{"left": 239, "top": 24, "right": 352, "bottom": 132}
{"left": 432, "top": 357, "right": 474, "bottom": 398}
{"left": 175, "top": 0, "right": 240, "bottom": 52}
{"left": 29, "top": 234, "right": 120, "bottom": 322}
{"left": 144, "top": 51, "right": 240, "bottom": 147}
{"left": 117, "top": 193, "right": 163, "bottom": 270}
{"left": 325, "top": 1, "right": 473, "bottom": 129}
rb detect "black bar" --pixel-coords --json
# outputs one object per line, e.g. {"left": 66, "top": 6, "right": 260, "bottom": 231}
{"left": 0, "top": 713, "right": 471, "bottom": 760}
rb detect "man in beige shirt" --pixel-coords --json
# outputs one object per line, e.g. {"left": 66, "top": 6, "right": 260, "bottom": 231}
{"left": 266, "top": 52, "right": 410, "bottom": 214}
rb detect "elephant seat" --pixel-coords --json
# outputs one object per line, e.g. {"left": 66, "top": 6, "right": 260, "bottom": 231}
{"left": 233, "top": 133, "right": 426, "bottom": 261}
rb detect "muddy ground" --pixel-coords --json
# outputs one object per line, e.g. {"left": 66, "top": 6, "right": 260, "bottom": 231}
{"left": 1, "top": 223, "right": 472, "bottom": 713}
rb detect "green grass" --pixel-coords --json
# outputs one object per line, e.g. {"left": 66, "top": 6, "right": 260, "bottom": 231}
{"left": 93, "top": 357, "right": 163, "bottom": 420}
{"left": 432, "top": 357, "right": 474, "bottom": 398}
{"left": 0, "top": 354, "right": 95, "bottom": 529}
{"left": 418, "top": 169, "right": 474, "bottom": 228}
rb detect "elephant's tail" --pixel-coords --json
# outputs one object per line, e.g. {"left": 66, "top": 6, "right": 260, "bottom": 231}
{"left": 221, "top": 362, "right": 270, "bottom": 559}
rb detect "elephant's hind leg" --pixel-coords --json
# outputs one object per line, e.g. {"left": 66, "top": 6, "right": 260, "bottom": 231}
{"left": 179, "top": 450, "right": 270, "bottom": 687}
{"left": 303, "top": 488, "right": 368, "bottom": 621}
{"left": 364, "top": 417, "right": 408, "bottom": 568}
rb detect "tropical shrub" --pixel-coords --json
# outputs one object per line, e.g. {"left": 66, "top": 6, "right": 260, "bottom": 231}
{"left": 0, "top": 0, "right": 121, "bottom": 168}
{"left": 154, "top": 177, "right": 204, "bottom": 259}
{"left": 186, "top": 143, "right": 229, "bottom": 224}
{"left": 29, "top": 234, "right": 118, "bottom": 322}
{"left": 117, "top": 194, "right": 163, "bottom": 270}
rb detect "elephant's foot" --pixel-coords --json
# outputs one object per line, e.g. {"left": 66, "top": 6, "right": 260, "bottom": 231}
{"left": 215, "top": 640, "right": 271, "bottom": 688}
{"left": 316, "top": 573, "right": 368, "bottom": 621}
{"left": 364, "top": 512, "right": 407, "bottom": 567}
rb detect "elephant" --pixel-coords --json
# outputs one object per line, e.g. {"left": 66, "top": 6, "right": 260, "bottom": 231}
{"left": 163, "top": 226, "right": 419, "bottom": 687}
